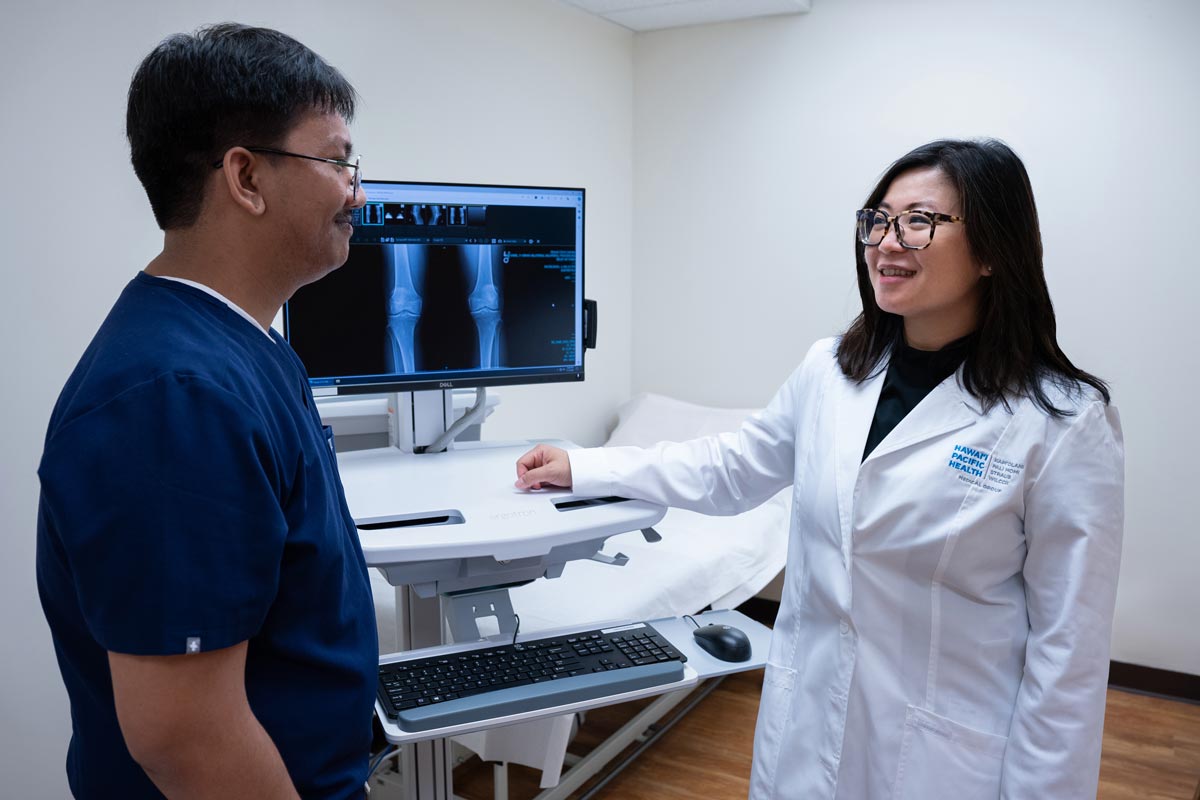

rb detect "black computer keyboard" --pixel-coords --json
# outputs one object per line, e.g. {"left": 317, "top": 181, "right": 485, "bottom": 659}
{"left": 378, "top": 622, "right": 689, "bottom": 732}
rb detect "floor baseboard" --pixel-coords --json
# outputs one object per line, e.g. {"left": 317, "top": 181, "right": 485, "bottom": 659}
{"left": 1109, "top": 661, "right": 1200, "bottom": 705}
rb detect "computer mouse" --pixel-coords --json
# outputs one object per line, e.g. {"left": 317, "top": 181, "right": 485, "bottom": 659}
{"left": 692, "top": 623, "right": 752, "bottom": 662}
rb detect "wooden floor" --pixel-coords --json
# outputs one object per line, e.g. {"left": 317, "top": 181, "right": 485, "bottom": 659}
{"left": 453, "top": 670, "right": 1200, "bottom": 800}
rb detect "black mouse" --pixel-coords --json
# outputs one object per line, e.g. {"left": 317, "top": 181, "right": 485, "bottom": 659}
{"left": 692, "top": 623, "right": 752, "bottom": 662}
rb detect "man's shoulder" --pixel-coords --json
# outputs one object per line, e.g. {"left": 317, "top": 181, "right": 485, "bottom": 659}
{"left": 51, "top": 276, "right": 281, "bottom": 432}
{"left": 105, "top": 272, "right": 250, "bottom": 354}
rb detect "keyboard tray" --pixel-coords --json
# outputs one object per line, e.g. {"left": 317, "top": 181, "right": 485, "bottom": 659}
{"left": 398, "top": 660, "right": 684, "bottom": 732}
{"left": 375, "top": 609, "right": 769, "bottom": 744}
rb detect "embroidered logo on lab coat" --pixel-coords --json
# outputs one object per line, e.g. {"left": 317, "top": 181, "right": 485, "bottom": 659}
{"left": 948, "top": 444, "right": 989, "bottom": 477}
{"left": 948, "top": 444, "right": 1024, "bottom": 493}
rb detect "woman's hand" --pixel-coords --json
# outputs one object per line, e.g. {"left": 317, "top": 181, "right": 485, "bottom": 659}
{"left": 514, "top": 444, "right": 573, "bottom": 490}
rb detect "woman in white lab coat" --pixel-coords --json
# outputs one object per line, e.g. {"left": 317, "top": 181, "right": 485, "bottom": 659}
{"left": 515, "top": 139, "right": 1123, "bottom": 799}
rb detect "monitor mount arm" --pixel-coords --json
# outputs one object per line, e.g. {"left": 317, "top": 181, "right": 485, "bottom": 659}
{"left": 416, "top": 387, "right": 487, "bottom": 455}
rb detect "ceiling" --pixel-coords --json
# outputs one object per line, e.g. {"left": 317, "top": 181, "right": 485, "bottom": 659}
{"left": 560, "top": 0, "right": 811, "bottom": 32}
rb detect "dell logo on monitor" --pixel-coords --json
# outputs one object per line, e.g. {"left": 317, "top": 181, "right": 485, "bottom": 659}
{"left": 439, "top": 381, "right": 454, "bottom": 389}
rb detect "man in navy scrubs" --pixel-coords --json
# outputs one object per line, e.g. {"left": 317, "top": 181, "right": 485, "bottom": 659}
{"left": 36, "top": 24, "right": 377, "bottom": 799}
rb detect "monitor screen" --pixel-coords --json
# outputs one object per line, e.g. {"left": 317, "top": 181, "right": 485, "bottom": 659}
{"left": 284, "top": 181, "right": 585, "bottom": 394}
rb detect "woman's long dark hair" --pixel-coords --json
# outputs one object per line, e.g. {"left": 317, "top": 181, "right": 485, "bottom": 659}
{"left": 836, "top": 138, "right": 1109, "bottom": 416}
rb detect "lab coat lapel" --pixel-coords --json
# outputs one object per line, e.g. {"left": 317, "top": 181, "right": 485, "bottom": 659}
{"left": 864, "top": 372, "right": 982, "bottom": 463}
{"left": 833, "top": 363, "right": 887, "bottom": 561}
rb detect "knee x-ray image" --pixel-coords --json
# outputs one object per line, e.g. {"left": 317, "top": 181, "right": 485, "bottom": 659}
{"left": 286, "top": 242, "right": 576, "bottom": 382}
{"left": 384, "top": 243, "right": 503, "bottom": 373}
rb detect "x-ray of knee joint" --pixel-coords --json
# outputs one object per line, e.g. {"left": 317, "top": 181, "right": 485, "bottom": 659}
{"left": 383, "top": 243, "right": 506, "bottom": 373}
{"left": 284, "top": 182, "right": 584, "bottom": 391}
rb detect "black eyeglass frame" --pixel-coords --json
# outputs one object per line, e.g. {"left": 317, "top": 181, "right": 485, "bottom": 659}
{"left": 856, "top": 208, "right": 963, "bottom": 251}
{"left": 211, "top": 147, "right": 362, "bottom": 197}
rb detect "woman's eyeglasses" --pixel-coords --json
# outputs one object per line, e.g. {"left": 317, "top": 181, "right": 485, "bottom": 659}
{"left": 856, "top": 208, "right": 962, "bottom": 250}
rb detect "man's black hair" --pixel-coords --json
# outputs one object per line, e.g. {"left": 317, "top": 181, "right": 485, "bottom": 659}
{"left": 126, "top": 23, "right": 357, "bottom": 230}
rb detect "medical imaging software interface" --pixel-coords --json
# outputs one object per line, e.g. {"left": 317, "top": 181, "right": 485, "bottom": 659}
{"left": 286, "top": 182, "right": 585, "bottom": 391}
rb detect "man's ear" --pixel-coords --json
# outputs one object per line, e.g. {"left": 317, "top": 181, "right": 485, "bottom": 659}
{"left": 216, "top": 148, "right": 267, "bottom": 217}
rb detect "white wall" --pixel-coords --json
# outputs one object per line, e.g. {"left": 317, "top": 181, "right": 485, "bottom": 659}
{"left": 5, "top": 0, "right": 1197, "bottom": 793}
{"left": 0, "top": 1, "right": 631, "bottom": 794}
{"left": 632, "top": 0, "right": 1200, "bottom": 675}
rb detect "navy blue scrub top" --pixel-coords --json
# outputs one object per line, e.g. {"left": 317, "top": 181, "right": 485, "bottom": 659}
{"left": 36, "top": 273, "right": 377, "bottom": 799}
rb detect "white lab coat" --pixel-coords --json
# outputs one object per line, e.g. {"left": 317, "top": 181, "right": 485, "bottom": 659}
{"left": 569, "top": 338, "right": 1124, "bottom": 799}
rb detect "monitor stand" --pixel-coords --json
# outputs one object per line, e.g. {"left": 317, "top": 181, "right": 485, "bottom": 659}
{"left": 387, "top": 387, "right": 492, "bottom": 455}
{"left": 388, "top": 389, "right": 452, "bottom": 453}
{"left": 344, "top": 389, "right": 666, "bottom": 799}
{"left": 364, "top": 386, "right": 592, "bottom": 798}
{"left": 382, "top": 386, "right": 494, "bottom": 797}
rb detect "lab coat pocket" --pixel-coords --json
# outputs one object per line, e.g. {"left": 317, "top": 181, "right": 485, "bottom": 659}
{"left": 749, "top": 662, "right": 796, "bottom": 800}
{"left": 892, "top": 705, "right": 1007, "bottom": 800}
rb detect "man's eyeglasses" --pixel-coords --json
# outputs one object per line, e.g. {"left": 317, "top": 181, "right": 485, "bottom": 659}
{"left": 856, "top": 208, "right": 963, "bottom": 251}
{"left": 212, "top": 147, "right": 362, "bottom": 198}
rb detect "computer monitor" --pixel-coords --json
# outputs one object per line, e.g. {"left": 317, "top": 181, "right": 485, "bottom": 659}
{"left": 284, "top": 180, "right": 585, "bottom": 394}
